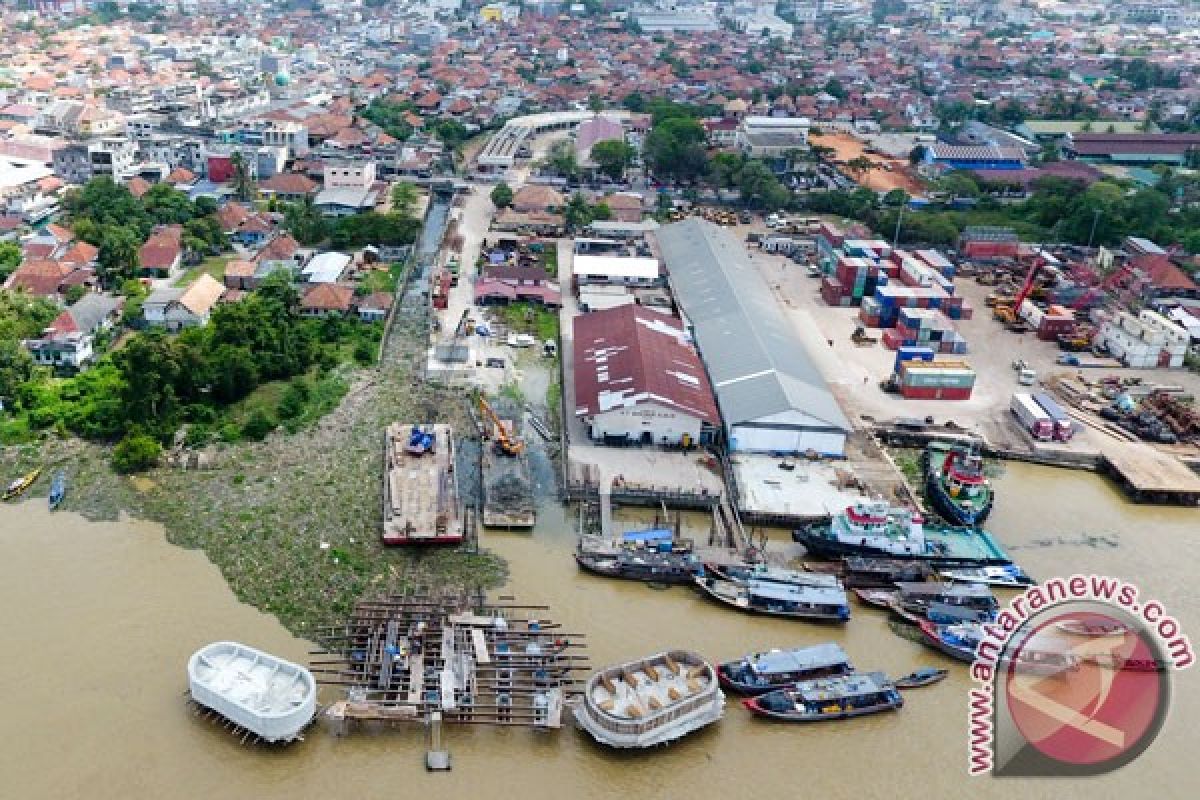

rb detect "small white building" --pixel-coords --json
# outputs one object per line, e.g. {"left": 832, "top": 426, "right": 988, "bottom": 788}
{"left": 301, "top": 251, "right": 352, "bottom": 284}
{"left": 737, "top": 116, "right": 810, "bottom": 158}
{"left": 1098, "top": 310, "right": 1189, "bottom": 369}
{"left": 144, "top": 273, "right": 225, "bottom": 331}
{"left": 572, "top": 254, "right": 661, "bottom": 287}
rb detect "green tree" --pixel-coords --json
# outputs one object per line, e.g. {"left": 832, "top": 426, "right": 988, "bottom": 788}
{"left": 0, "top": 338, "right": 35, "bottom": 403}
{"left": 590, "top": 139, "right": 635, "bottom": 181}
{"left": 230, "top": 152, "right": 256, "bottom": 202}
{"left": 97, "top": 225, "right": 141, "bottom": 286}
{"left": 883, "top": 189, "right": 910, "bottom": 207}
{"left": 141, "top": 183, "right": 196, "bottom": 224}
{"left": 490, "top": 182, "right": 514, "bottom": 209}
{"left": 111, "top": 431, "right": 162, "bottom": 473}
{"left": 644, "top": 117, "right": 708, "bottom": 182}
{"left": 0, "top": 241, "right": 20, "bottom": 282}
{"left": 546, "top": 140, "right": 580, "bottom": 178}
{"left": 283, "top": 196, "right": 329, "bottom": 246}
{"left": 390, "top": 182, "right": 419, "bottom": 217}
{"left": 240, "top": 408, "right": 276, "bottom": 441}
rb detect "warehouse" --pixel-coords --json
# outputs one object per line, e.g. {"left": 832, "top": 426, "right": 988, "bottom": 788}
{"left": 572, "top": 305, "right": 719, "bottom": 446}
{"left": 656, "top": 219, "right": 852, "bottom": 456}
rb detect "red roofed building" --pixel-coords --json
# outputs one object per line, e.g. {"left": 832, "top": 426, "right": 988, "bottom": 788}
{"left": 572, "top": 305, "right": 718, "bottom": 446}
{"left": 139, "top": 225, "right": 183, "bottom": 277}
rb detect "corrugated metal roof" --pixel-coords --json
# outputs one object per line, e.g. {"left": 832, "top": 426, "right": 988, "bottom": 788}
{"left": 656, "top": 219, "right": 851, "bottom": 433}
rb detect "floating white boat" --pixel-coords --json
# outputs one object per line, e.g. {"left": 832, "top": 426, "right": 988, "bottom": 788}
{"left": 574, "top": 650, "right": 724, "bottom": 748}
{"left": 187, "top": 641, "right": 317, "bottom": 743}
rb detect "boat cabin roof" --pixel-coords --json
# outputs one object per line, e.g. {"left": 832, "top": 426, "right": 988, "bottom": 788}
{"left": 792, "top": 671, "right": 890, "bottom": 702}
{"left": 746, "top": 580, "right": 846, "bottom": 605}
{"left": 750, "top": 643, "right": 850, "bottom": 675}
{"left": 896, "top": 582, "right": 994, "bottom": 600}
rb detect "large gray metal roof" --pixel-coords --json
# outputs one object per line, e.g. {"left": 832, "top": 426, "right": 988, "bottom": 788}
{"left": 656, "top": 218, "right": 851, "bottom": 433}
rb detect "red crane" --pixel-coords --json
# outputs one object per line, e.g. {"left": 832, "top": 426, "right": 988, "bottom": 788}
{"left": 1011, "top": 259, "right": 1043, "bottom": 312}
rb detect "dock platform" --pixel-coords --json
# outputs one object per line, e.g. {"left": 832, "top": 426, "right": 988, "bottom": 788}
{"left": 1100, "top": 441, "right": 1200, "bottom": 505}
{"left": 383, "top": 423, "right": 464, "bottom": 544}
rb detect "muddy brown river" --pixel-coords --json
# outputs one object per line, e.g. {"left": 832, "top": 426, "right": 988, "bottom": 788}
{"left": 0, "top": 463, "right": 1195, "bottom": 799}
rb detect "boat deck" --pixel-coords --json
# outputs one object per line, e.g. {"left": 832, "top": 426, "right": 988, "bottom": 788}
{"left": 923, "top": 527, "right": 1010, "bottom": 562}
{"left": 383, "top": 423, "right": 461, "bottom": 544}
{"left": 588, "top": 654, "right": 712, "bottom": 721}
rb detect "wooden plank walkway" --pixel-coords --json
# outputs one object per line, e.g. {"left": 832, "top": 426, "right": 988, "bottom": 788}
{"left": 1101, "top": 441, "right": 1200, "bottom": 494}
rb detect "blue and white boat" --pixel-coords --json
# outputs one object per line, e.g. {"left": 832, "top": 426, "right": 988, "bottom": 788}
{"left": 743, "top": 672, "right": 903, "bottom": 722}
{"left": 695, "top": 575, "right": 850, "bottom": 622}
{"left": 48, "top": 470, "right": 66, "bottom": 511}
{"left": 717, "top": 643, "right": 854, "bottom": 694}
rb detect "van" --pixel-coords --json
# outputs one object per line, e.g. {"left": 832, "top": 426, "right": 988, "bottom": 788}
{"left": 1017, "top": 368, "right": 1037, "bottom": 386}
{"left": 542, "top": 339, "right": 557, "bottom": 357}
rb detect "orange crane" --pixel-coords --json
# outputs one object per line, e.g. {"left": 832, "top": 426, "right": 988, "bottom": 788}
{"left": 993, "top": 260, "right": 1043, "bottom": 328}
{"left": 477, "top": 394, "right": 524, "bottom": 456}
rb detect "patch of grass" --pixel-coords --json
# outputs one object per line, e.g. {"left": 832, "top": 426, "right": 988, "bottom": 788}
{"left": 499, "top": 302, "right": 560, "bottom": 343}
{"left": 174, "top": 254, "right": 233, "bottom": 287}
{"left": 540, "top": 244, "right": 558, "bottom": 275}
{"left": 358, "top": 262, "right": 404, "bottom": 295}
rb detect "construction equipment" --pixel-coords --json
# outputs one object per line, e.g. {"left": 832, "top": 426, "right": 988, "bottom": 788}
{"left": 850, "top": 325, "right": 877, "bottom": 346}
{"left": 992, "top": 260, "right": 1043, "bottom": 328}
{"left": 477, "top": 394, "right": 525, "bottom": 457}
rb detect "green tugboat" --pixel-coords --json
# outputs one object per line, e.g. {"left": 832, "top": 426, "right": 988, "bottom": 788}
{"left": 923, "top": 440, "right": 993, "bottom": 527}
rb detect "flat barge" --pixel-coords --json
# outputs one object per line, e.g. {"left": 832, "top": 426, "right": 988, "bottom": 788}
{"left": 382, "top": 423, "right": 464, "bottom": 545}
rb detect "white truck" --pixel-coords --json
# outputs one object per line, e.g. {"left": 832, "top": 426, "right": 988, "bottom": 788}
{"left": 1011, "top": 393, "right": 1055, "bottom": 441}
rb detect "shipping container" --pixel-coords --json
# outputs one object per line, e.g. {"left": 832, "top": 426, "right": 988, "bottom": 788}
{"left": 900, "top": 385, "right": 973, "bottom": 400}
{"left": 1011, "top": 393, "right": 1054, "bottom": 441}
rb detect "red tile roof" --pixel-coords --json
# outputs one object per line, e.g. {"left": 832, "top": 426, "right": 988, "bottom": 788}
{"left": 301, "top": 283, "right": 355, "bottom": 312}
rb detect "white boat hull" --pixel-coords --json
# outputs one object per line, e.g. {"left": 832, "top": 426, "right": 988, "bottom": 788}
{"left": 188, "top": 641, "right": 316, "bottom": 743}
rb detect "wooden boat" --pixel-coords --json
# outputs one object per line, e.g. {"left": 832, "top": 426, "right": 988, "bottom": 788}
{"left": 381, "top": 423, "right": 464, "bottom": 545}
{"left": 47, "top": 470, "right": 66, "bottom": 510}
{"left": 575, "top": 547, "right": 700, "bottom": 585}
{"left": 704, "top": 562, "right": 842, "bottom": 590}
{"left": 925, "top": 601, "right": 994, "bottom": 625}
{"left": 573, "top": 650, "right": 724, "bottom": 748}
{"left": 695, "top": 575, "right": 850, "bottom": 622}
{"left": 923, "top": 440, "right": 993, "bottom": 527}
{"left": 918, "top": 621, "right": 983, "bottom": 663}
{"left": 1055, "top": 619, "right": 1128, "bottom": 638}
{"left": 3, "top": 468, "right": 40, "bottom": 501}
{"left": 893, "top": 668, "right": 948, "bottom": 689}
{"left": 187, "top": 641, "right": 316, "bottom": 743}
{"left": 938, "top": 565, "right": 1034, "bottom": 588}
{"left": 852, "top": 588, "right": 896, "bottom": 610}
{"left": 890, "top": 582, "right": 998, "bottom": 619}
{"left": 717, "top": 643, "right": 854, "bottom": 695}
{"left": 841, "top": 557, "right": 933, "bottom": 588}
{"left": 793, "top": 499, "right": 1019, "bottom": 568}
{"left": 742, "top": 672, "right": 903, "bottom": 723}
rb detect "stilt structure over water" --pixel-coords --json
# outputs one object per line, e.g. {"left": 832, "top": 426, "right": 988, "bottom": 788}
{"left": 311, "top": 589, "right": 588, "bottom": 765}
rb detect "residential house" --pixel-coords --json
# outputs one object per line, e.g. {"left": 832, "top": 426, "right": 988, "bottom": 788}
{"left": 354, "top": 292, "right": 393, "bottom": 322}
{"left": 572, "top": 253, "right": 661, "bottom": 288}
{"left": 24, "top": 293, "right": 123, "bottom": 370}
{"left": 601, "top": 193, "right": 645, "bottom": 224}
{"left": 314, "top": 160, "right": 380, "bottom": 217}
{"left": 473, "top": 265, "right": 562, "bottom": 307}
{"left": 139, "top": 225, "right": 184, "bottom": 278}
{"left": 511, "top": 184, "right": 564, "bottom": 214}
{"left": 223, "top": 259, "right": 257, "bottom": 291}
{"left": 258, "top": 172, "right": 319, "bottom": 202}
{"left": 253, "top": 234, "right": 305, "bottom": 283}
{"left": 143, "top": 273, "right": 225, "bottom": 330}
{"left": 299, "top": 283, "right": 356, "bottom": 317}
{"left": 301, "top": 251, "right": 352, "bottom": 284}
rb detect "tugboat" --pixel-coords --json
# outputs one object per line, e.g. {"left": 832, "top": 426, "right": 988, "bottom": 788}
{"left": 923, "top": 440, "right": 993, "bottom": 527}
{"left": 717, "top": 643, "right": 854, "bottom": 694}
{"left": 742, "top": 672, "right": 903, "bottom": 723}
{"left": 574, "top": 650, "right": 724, "bottom": 748}
{"left": 793, "top": 499, "right": 1019, "bottom": 568}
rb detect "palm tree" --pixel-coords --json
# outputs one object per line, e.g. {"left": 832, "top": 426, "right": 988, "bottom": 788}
{"left": 230, "top": 152, "right": 256, "bottom": 203}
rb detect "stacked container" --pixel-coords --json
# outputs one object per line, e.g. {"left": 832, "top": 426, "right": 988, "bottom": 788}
{"left": 898, "top": 360, "right": 976, "bottom": 400}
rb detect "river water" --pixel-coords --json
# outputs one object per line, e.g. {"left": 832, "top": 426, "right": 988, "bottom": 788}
{"left": 0, "top": 463, "right": 1195, "bottom": 799}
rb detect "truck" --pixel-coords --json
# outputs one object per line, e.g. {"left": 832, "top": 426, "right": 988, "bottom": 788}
{"left": 1033, "top": 392, "right": 1075, "bottom": 442}
{"left": 1011, "top": 393, "right": 1055, "bottom": 441}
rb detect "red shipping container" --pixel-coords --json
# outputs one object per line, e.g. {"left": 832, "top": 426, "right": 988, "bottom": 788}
{"left": 900, "top": 386, "right": 973, "bottom": 400}
{"left": 821, "top": 276, "right": 847, "bottom": 305}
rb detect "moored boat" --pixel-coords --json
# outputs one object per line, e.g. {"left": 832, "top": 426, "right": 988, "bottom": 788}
{"left": 742, "top": 672, "right": 903, "bottom": 723}
{"left": 575, "top": 547, "right": 700, "bottom": 585}
{"left": 917, "top": 621, "right": 983, "bottom": 663}
{"left": 923, "top": 440, "right": 994, "bottom": 527}
{"left": 382, "top": 423, "right": 464, "bottom": 545}
{"left": 47, "top": 470, "right": 66, "bottom": 510}
{"left": 3, "top": 467, "right": 41, "bottom": 501}
{"left": 573, "top": 650, "right": 724, "bottom": 748}
{"left": 717, "top": 643, "right": 854, "bottom": 694}
{"left": 793, "top": 500, "right": 1018, "bottom": 568}
{"left": 841, "top": 556, "right": 933, "bottom": 588}
{"left": 852, "top": 588, "right": 897, "bottom": 610}
{"left": 704, "top": 561, "right": 842, "bottom": 590}
{"left": 893, "top": 668, "right": 948, "bottom": 689}
{"left": 695, "top": 575, "right": 850, "bottom": 622}
{"left": 187, "top": 641, "right": 317, "bottom": 743}
{"left": 938, "top": 564, "right": 1034, "bottom": 588}
{"left": 925, "top": 601, "right": 994, "bottom": 626}
{"left": 890, "top": 582, "right": 998, "bottom": 621}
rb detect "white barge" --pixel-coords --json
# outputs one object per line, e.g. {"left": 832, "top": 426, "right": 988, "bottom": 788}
{"left": 574, "top": 650, "right": 724, "bottom": 748}
{"left": 187, "top": 641, "right": 317, "bottom": 743}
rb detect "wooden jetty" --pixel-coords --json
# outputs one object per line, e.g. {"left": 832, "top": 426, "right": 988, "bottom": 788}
{"left": 311, "top": 589, "right": 589, "bottom": 762}
{"left": 382, "top": 423, "right": 465, "bottom": 545}
{"left": 1099, "top": 441, "right": 1200, "bottom": 505}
